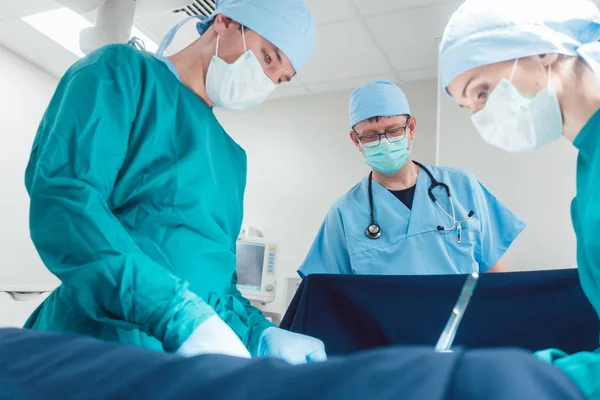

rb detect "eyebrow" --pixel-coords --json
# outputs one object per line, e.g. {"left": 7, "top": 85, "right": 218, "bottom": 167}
{"left": 462, "top": 77, "right": 474, "bottom": 98}
{"left": 273, "top": 46, "right": 283, "bottom": 64}
{"left": 361, "top": 124, "right": 403, "bottom": 135}
{"left": 271, "top": 46, "right": 293, "bottom": 83}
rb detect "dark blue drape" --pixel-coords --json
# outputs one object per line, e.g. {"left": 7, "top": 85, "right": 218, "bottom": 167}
{"left": 281, "top": 269, "right": 599, "bottom": 356}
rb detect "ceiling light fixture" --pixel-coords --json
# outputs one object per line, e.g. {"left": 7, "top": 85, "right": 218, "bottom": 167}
{"left": 22, "top": 7, "right": 157, "bottom": 58}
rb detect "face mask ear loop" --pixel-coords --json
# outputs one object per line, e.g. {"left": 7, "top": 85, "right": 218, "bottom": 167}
{"left": 215, "top": 34, "right": 220, "bottom": 57}
{"left": 509, "top": 58, "right": 519, "bottom": 82}
{"left": 407, "top": 117, "right": 413, "bottom": 151}
{"left": 241, "top": 25, "right": 247, "bottom": 53}
{"left": 547, "top": 64, "right": 553, "bottom": 88}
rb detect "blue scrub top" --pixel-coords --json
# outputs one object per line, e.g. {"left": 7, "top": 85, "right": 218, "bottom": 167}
{"left": 298, "top": 164, "right": 525, "bottom": 276}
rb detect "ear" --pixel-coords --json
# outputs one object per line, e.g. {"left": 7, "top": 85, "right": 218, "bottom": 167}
{"left": 407, "top": 116, "right": 417, "bottom": 140}
{"left": 213, "top": 14, "right": 241, "bottom": 36}
{"left": 350, "top": 131, "right": 363, "bottom": 152}
{"left": 538, "top": 53, "right": 559, "bottom": 68}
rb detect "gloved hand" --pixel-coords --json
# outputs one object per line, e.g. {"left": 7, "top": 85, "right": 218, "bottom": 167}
{"left": 257, "top": 327, "right": 327, "bottom": 364}
{"left": 176, "top": 315, "right": 251, "bottom": 358}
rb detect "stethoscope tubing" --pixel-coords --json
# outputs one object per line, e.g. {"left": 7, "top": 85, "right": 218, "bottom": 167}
{"left": 366, "top": 161, "right": 474, "bottom": 240}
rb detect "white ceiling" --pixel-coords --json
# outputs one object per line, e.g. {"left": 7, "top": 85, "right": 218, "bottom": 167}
{"left": 0, "top": 0, "right": 465, "bottom": 100}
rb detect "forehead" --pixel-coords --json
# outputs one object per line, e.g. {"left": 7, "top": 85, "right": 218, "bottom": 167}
{"left": 354, "top": 115, "right": 407, "bottom": 132}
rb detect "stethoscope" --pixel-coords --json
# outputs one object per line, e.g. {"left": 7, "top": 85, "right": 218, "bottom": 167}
{"left": 366, "top": 161, "right": 475, "bottom": 242}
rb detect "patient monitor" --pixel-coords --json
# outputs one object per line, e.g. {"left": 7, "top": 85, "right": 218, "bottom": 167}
{"left": 236, "top": 237, "right": 279, "bottom": 304}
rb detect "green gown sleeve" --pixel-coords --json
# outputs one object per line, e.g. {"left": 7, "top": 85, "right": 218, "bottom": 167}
{"left": 533, "top": 111, "right": 600, "bottom": 399}
{"left": 227, "top": 273, "right": 275, "bottom": 356}
{"left": 25, "top": 45, "right": 214, "bottom": 352}
{"left": 534, "top": 349, "right": 600, "bottom": 399}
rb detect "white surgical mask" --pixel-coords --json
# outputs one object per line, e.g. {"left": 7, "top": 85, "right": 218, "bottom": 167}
{"left": 471, "top": 59, "right": 563, "bottom": 153}
{"left": 206, "top": 26, "right": 276, "bottom": 110}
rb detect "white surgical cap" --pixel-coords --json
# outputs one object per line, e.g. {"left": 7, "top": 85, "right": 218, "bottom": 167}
{"left": 439, "top": 0, "right": 600, "bottom": 91}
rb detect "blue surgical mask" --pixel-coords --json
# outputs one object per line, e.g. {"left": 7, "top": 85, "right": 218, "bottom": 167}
{"left": 363, "top": 137, "right": 411, "bottom": 175}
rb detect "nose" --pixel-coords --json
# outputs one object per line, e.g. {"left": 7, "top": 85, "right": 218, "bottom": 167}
{"left": 471, "top": 101, "right": 485, "bottom": 114}
{"left": 463, "top": 99, "right": 484, "bottom": 114}
{"left": 264, "top": 64, "right": 293, "bottom": 85}
{"left": 262, "top": 69, "right": 277, "bottom": 84}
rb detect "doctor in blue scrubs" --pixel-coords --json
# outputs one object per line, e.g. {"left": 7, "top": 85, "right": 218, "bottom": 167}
{"left": 299, "top": 80, "right": 525, "bottom": 277}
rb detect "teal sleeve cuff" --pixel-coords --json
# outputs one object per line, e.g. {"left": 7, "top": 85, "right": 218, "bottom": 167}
{"left": 534, "top": 348, "right": 569, "bottom": 364}
{"left": 160, "top": 289, "right": 216, "bottom": 353}
{"left": 246, "top": 319, "right": 276, "bottom": 357}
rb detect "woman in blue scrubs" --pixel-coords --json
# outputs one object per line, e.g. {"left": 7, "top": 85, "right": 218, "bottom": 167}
{"left": 439, "top": 0, "right": 600, "bottom": 397}
{"left": 299, "top": 80, "right": 525, "bottom": 277}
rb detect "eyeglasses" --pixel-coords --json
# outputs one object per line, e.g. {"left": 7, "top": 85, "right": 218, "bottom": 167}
{"left": 355, "top": 121, "right": 410, "bottom": 148}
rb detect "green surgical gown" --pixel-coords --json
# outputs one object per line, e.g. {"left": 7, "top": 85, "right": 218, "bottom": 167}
{"left": 534, "top": 109, "right": 600, "bottom": 399}
{"left": 23, "top": 44, "right": 273, "bottom": 354}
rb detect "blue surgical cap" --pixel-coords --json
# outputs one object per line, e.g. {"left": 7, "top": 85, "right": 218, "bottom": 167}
{"left": 439, "top": 0, "right": 600, "bottom": 91}
{"left": 198, "top": 0, "right": 316, "bottom": 72}
{"left": 349, "top": 80, "right": 411, "bottom": 129}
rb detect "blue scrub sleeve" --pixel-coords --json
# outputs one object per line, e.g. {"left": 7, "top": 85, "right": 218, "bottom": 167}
{"left": 25, "top": 46, "right": 214, "bottom": 353}
{"left": 298, "top": 205, "right": 353, "bottom": 277}
{"left": 468, "top": 173, "right": 526, "bottom": 272}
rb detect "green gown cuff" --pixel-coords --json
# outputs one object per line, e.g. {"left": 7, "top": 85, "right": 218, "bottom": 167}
{"left": 161, "top": 291, "right": 217, "bottom": 353}
{"left": 247, "top": 319, "right": 276, "bottom": 357}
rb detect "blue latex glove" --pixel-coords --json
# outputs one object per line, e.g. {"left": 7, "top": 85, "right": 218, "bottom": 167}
{"left": 257, "top": 327, "right": 327, "bottom": 364}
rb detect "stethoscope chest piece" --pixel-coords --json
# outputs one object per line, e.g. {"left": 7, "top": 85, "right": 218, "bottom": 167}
{"left": 365, "top": 161, "right": 474, "bottom": 242}
{"left": 366, "top": 223, "right": 382, "bottom": 240}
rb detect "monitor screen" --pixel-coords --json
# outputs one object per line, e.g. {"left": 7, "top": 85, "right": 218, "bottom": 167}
{"left": 236, "top": 241, "right": 265, "bottom": 291}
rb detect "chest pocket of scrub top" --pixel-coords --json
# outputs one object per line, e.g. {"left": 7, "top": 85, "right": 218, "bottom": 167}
{"left": 432, "top": 181, "right": 481, "bottom": 273}
{"left": 442, "top": 222, "right": 480, "bottom": 273}
{"left": 347, "top": 225, "right": 480, "bottom": 275}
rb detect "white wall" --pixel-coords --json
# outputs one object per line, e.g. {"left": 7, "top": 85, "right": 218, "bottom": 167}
{"left": 0, "top": 45, "right": 59, "bottom": 290}
{"left": 217, "top": 81, "right": 438, "bottom": 312}
{"left": 438, "top": 90, "right": 578, "bottom": 271}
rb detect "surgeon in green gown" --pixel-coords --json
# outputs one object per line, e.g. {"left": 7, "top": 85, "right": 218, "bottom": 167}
{"left": 439, "top": 0, "right": 600, "bottom": 397}
{"left": 24, "top": 0, "right": 327, "bottom": 364}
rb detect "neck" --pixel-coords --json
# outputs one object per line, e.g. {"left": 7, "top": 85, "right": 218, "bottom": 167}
{"left": 560, "top": 60, "right": 600, "bottom": 141}
{"left": 168, "top": 39, "right": 213, "bottom": 106}
{"left": 372, "top": 159, "right": 418, "bottom": 190}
